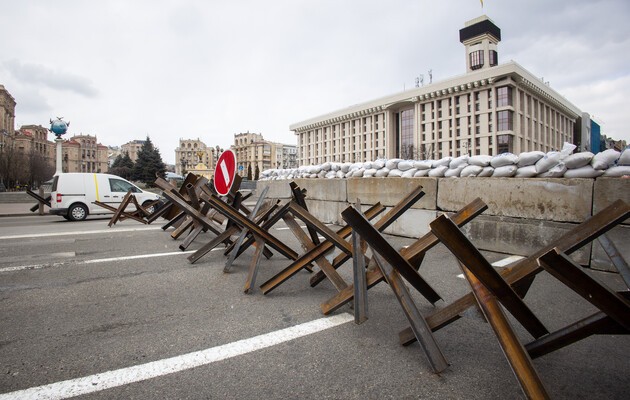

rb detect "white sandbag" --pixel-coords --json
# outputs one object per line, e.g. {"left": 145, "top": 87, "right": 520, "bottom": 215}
{"left": 563, "top": 166, "right": 605, "bottom": 178}
{"left": 321, "top": 162, "right": 332, "bottom": 171}
{"left": 330, "top": 163, "right": 340, "bottom": 171}
{"left": 469, "top": 155, "right": 492, "bottom": 167}
{"left": 341, "top": 162, "right": 352, "bottom": 173}
{"left": 375, "top": 168, "right": 390, "bottom": 177}
{"left": 432, "top": 157, "right": 452, "bottom": 168}
{"left": 618, "top": 148, "right": 630, "bottom": 166}
{"left": 591, "top": 149, "right": 620, "bottom": 169}
{"left": 363, "top": 168, "right": 378, "bottom": 177}
{"left": 385, "top": 159, "right": 401, "bottom": 170}
{"left": 491, "top": 153, "right": 519, "bottom": 168}
{"left": 308, "top": 174, "right": 317, "bottom": 179}
{"left": 460, "top": 165, "right": 483, "bottom": 177}
{"left": 318, "top": 170, "right": 327, "bottom": 178}
{"left": 535, "top": 151, "right": 562, "bottom": 173}
{"left": 336, "top": 170, "right": 345, "bottom": 179}
{"left": 449, "top": 155, "right": 469, "bottom": 169}
{"left": 517, "top": 151, "right": 545, "bottom": 167}
{"left": 351, "top": 168, "right": 365, "bottom": 177}
{"left": 372, "top": 160, "right": 385, "bottom": 169}
{"left": 603, "top": 166, "right": 630, "bottom": 177}
{"left": 428, "top": 165, "right": 448, "bottom": 177}
{"left": 362, "top": 162, "right": 373, "bottom": 169}
{"left": 478, "top": 166, "right": 495, "bottom": 177}
{"left": 515, "top": 165, "right": 537, "bottom": 178}
{"left": 414, "top": 169, "right": 430, "bottom": 177}
{"left": 401, "top": 168, "right": 418, "bottom": 178}
{"left": 560, "top": 142, "right": 577, "bottom": 158}
{"left": 350, "top": 162, "right": 363, "bottom": 171}
{"left": 413, "top": 160, "right": 433, "bottom": 170}
{"left": 537, "top": 162, "right": 567, "bottom": 178}
{"left": 445, "top": 165, "right": 466, "bottom": 177}
{"left": 388, "top": 169, "right": 403, "bottom": 177}
{"left": 397, "top": 160, "right": 414, "bottom": 171}
{"left": 492, "top": 165, "right": 517, "bottom": 177}
{"left": 564, "top": 152, "right": 594, "bottom": 169}
{"left": 325, "top": 170, "right": 336, "bottom": 179}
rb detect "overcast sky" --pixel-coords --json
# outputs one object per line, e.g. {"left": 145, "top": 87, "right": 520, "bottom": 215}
{"left": 1, "top": 0, "right": 628, "bottom": 164}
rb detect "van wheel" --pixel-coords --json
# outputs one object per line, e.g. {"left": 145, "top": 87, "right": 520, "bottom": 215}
{"left": 142, "top": 201, "right": 157, "bottom": 215}
{"left": 68, "top": 204, "right": 88, "bottom": 221}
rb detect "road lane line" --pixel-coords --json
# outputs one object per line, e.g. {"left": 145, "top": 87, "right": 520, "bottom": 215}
{"left": 0, "top": 226, "right": 162, "bottom": 240}
{"left": 0, "top": 313, "right": 354, "bottom": 400}
{"left": 0, "top": 248, "right": 223, "bottom": 273}
{"left": 456, "top": 255, "right": 525, "bottom": 279}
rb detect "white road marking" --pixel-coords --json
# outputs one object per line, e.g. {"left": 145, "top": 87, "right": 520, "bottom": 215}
{"left": 456, "top": 255, "right": 525, "bottom": 279}
{"left": 0, "top": 248, "right": 222, "bottom": 273}
{"left": 220, "top": 159, "right": 230, "bottom": 186}
{"left": 0, "top": 313, "right": 354, "bottom": 400}
{"left": 0, "top": 226, "right": 162, "bottom": 241}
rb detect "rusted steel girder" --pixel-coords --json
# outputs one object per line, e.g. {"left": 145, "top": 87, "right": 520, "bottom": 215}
{"left": 322, "top": 197, "right": 487, "bottom": 315}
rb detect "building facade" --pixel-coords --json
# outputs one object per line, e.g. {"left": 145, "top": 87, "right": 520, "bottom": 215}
{"left": 231, "top": 132, "right": 297, "bottom": 178}
{"left": 62, "top": 134, "right": 109, "bottom": 173}
{"left": 174, "top": 138, "right": 216, "bottom": 176}
{"left": 0, "top": 85, "right": 16, "bottom": 152}
{"left": 121, "top": 139, "right": 146, "bottom": 163}
{"left": 291, "top": 16, "right": 584, "bottom": 165}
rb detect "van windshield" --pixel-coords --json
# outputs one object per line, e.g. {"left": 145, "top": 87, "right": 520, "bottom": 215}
{"left": 109, "top": 178, "right": 140, "bottom": 193}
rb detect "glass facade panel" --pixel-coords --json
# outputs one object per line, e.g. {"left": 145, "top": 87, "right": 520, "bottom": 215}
{"left": 400, "top": 108, "right": 414, "bottom": 157}
{"left": 470, "top": 50, "right": 484, "bottom": 70}
{"left": 497, "top": 110, "right": 513, "bottom": 131}
{"left": 497, "top": 86, "right": 513, "bottom": 107}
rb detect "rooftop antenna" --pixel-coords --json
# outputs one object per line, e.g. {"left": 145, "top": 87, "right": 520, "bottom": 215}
{"left": 420, "top": 74, "right": 424, "bottom": 86}
{"left": 415, "top": 77, "right": 420, "bottom": 88}
{"left": 428, "top": 69, "right": 433, "bottom": 84}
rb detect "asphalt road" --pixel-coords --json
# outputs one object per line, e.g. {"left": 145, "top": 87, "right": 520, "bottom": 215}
{"left": 0, "top": 214, "right": 628, "bottom": 399}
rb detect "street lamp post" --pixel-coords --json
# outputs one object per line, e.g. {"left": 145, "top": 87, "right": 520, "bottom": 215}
{"left": 49, "top": 117, "right": 69, "bottom": 175}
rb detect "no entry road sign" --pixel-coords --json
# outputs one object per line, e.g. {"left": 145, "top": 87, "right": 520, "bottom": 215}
{"left": 214, "top": 149, "right": 237, "bottom": 196}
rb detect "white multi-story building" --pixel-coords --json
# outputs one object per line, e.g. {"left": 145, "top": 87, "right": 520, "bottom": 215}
{"left": 291, "top": 15, "right": 585, "bottom": 165}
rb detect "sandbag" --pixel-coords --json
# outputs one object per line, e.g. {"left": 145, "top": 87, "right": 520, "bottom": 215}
{"left": 428, "top": 165, "right": 448, "bottom": 177}
{"left": 321, "top": 162, "right": 332, "bottom": 171}
{"left": 515, "top": 165, "right": 537, "bottom": 178}
{"left": 603, "top": 166, "right": 630, "bottom": 177}
{"left": 413, "top": 160, "right": 433, "bottom": 170}
{"left": 591, "top": 149, "right": 620, "bottom": 169}
{"left": 517, "top": 151, "right": 545, "bottom": 167}
{"left": 449, "top": 155, "right": 469, "bottom": 169}
{"left": 535, "top": 151, "right": 562, "bottom": 173}
{"left": 397, "top": 160, "right": 414, "bottom": 171}
{"left": 432, "top": 157, "right": 452, "bottom": 168}
{"left": 388, "top": 169, "right": 403, "bottom": 177}
{"left": 538, "top": 162, "right": 567, "bottom": 178}
{"left": 352, "top": 168, "right": 365, "bottom": 177}
{"left": 491, "top": 153, "right": 519, "bottom": 168}
{"left": 375, "top": 168, "right": 390, "bottom": 177}
{"left": 563, "top": 166, "right": 605, "bottom": 178}
{"left": 372, "top": 160, "right": 385, "bottom": 169}
{"left": 385, "top": 159, "right": 401, "bottom": 170}
{"left": 469, "top": 155, "right": 492, "bottom": 167}
{"left": 414, "top": 169, "right": 430, "bottom": 177}
{"left": 616, "top": 148, "right": 630, "bottom": 166}
{"left": 336, "top": 170, "right": 345, "bottom": 179}
{"left": 492, "top": 165, "right": 517, "bottom": 177}
{"left": 445, "top": 165, "right": 466, "bottom": 177}
{"left": 564, "top": 151, "right": 594, "bottom": 169}
{"left": 478, "top": 166, "right": 495, "bottom": 177}
{"left": 363, "top": 168, "right": 378, "bottom": 177}
{"left": 460, "top": 165, "right": 483, "bottom": 177}
{"left": 401, "top": 168, "right": 418, "bottom": 178}
{"left": 340, "top": 163, "right": 352, "bottom": 173}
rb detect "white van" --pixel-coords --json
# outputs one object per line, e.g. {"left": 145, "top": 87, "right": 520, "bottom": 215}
{"left": 49, "top": 173, "right": 161, "bottom": 221}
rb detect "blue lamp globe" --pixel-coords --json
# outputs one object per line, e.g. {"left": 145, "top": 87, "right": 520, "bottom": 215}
{"left": 50, "top": 118, "right": 69, "bottom": 137}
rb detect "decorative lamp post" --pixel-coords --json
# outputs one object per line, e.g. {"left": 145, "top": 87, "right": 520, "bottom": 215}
{"left": 49, "top": 117, "right": 69, "bottom": 175}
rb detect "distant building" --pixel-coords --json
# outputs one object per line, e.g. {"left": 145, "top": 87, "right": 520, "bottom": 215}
{"left": 121, "top": 139, "right": 146, "bottom": 163}
{"left": 0, "top": 84, "right": 16, "bottom": 151}
{"left": 291, "top": 15, "right": 587, "bottom": 165}
{"left": 108, "top": 145, "right": 122, "bottom": 166}
{"left": 174, "top": 138, "right": 216, "bottom": 176}
{"left": 63, "top": 134, "right": 109, "bottom": 173}
{"left": 231, "top": 132, "right": 297, "bottom": 178}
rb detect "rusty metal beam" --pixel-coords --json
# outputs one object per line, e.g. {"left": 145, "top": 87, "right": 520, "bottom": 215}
{"left": 288, "top": 201, "right": 352, "bottom": 255}
{"left": 537, "top": 248, "right": 630, "bottom": 331}
{"left": 597, "top": 234, "right": 630, "bottom": 288}
{"left": 430, "top": 214, "right": 548, "bottom": 339}
{"left": 372, "top": 252, "right": 449, "bottom": 373}
{"left": 341, "top": 206, "right": 441, "bottom": 305}
{"left": 401, "top": 200, "right": 630, "bottom": 345}
{"left": 259, "top": 202, "right": 385, "bottom": 295}
{"left": 321, "top": 198, "right": 487, "bottom": 315}
{"left": 351, "top": 199, "right": 368, "bottom": 324}
{"left": 460, "top": 263, "right": 550, "bottom": 399}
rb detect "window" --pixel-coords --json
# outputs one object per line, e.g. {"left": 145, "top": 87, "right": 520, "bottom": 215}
{"left": 109, "top": 178, "right": 139, "bottom": 193}
{"left": 497, "top": 110, "right": 514, "bottom": 131}
{"left": 497, "top": 86, "right": 513, "bottom": 107}
{"left": 400, "top": 109, "right": 414, "bottom": 155}
{"left": 497, "top": 134, "right": 513, "bottom": 154}
{"left": 470, "top": 50, "right": 484, "bottom": 70}
{"left": 489, "top": 50, "right": 498, "bottom": 67}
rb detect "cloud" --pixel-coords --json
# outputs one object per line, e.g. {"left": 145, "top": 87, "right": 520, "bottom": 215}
{"left": 3, "top": 59, "right": 99, "bottom": 98}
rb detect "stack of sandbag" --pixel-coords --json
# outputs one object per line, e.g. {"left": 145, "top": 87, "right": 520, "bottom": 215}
{"left": 258, "top": 145, "right": 630, "bottom": 180}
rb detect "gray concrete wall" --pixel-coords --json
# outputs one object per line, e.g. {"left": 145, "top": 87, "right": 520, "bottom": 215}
{"left": 257, "top": 177, "right": 629, "bottom": 271}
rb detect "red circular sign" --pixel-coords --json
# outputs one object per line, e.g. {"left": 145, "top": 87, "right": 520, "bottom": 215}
{"left": 214, "top": 150, "right": 237, "bottom": 196}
